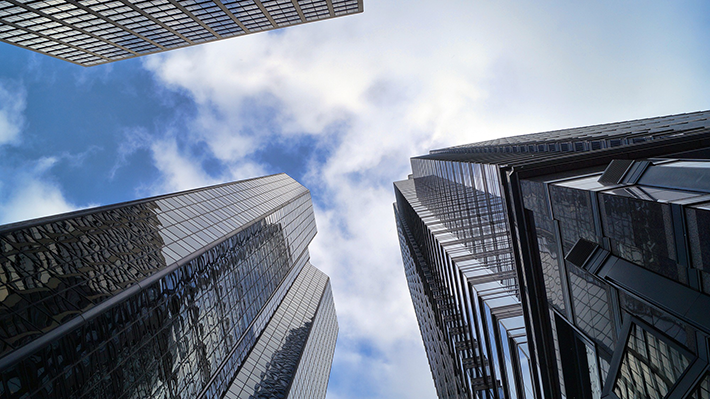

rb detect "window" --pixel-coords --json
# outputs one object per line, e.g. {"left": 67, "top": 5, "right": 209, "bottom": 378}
{"left": 612, "top": 322, "right": 692, "bottom": 399}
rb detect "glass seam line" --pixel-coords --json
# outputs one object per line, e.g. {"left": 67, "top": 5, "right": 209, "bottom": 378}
{"left": 197, "top": 264, "right": 329, "bottom": 399}
{"left": 288, "top": 280, "right": 338, "bottom": 398}
{"left": 282, "top": 275, "right": 332, "bottom": 398}
{"left": 0, "top": 188, "right": 312, "bottom": 372}
{"left": 196, "top": 251, "right": 313, "bottom": 399}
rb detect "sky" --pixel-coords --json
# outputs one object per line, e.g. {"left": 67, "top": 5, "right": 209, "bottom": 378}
{"left": 1, "top": 0, "right": 710, "bottom": 397}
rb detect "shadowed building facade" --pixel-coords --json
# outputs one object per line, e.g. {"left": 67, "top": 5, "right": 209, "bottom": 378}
{"left": 0, "top": 173, "right": 338, "bottom": 399}
{"left": 0, "top": 0, "right": 363, "bottom": 66}
{"left": 395, "top": 110, "right": 710, "bottom": 398}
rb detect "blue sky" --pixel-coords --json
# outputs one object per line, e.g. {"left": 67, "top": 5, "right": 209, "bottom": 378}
{"left": 1, "top": 0, "right": 710, "bottom": 397}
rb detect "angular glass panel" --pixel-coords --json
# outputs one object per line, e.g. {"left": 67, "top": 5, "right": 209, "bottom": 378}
{"left": 600, "top": 193, "right": 684, "bottom": 284}
{"left": 567, "top": 265, "right": 616, "bottom": 353}
{"left": 613, "top": 323, "right": 691, "bottom": 399}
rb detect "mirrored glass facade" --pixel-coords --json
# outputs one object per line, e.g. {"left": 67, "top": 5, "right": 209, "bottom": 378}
{"left": 0, "top": 173, "right": 338, "bottom": 399}
{"left": 394, "top": 161, "right": 526, "bottom": 398}
{"left": 395, "top": 110, "right": 710, "bottom": 398}
{"left": 0, "top": 0, "right": 363, "bottom": 66}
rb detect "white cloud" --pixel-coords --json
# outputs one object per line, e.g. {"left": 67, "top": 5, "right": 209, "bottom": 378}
{"left": 0, "top": 179, "right": 77, "bottom": 225}
{"left": 0, "top": 157, "right": 89, "bottom": 225}
{"left": 113, "top": 127, "right": 267, "bottom": 197}
{"left": 141, "top": 0, "right": 710, "bottom": 397}
{"left": 0, "top": 81, "right": 26, "bottom": 146}
{"left": 0, "top": 79, "right": 92, "bottom": 225}
{"left": 148, "top": 136, "right": 222, "bottom": 193}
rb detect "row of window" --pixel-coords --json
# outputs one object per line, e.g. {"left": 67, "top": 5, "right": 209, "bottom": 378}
{"left": 0, "top": 0, "right": 361, "bottom": 65}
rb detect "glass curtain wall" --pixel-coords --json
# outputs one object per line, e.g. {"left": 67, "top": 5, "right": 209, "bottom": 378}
{"left": 0, "top": 174, "right": 335, "bottom": 399}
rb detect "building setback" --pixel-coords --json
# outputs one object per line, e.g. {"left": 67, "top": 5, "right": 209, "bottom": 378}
{"left": 394, "top": 110, "right": 710, "bottom": 398}
{"left": 0, "top": 0, "right": 363, "bottom": 66}
{"left": 0, "top": 173, "right": 338, "bottom": 399}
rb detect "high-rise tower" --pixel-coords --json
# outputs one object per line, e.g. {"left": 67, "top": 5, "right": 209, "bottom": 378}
{"left": 0, "top": 173, "right": 338, "bottom": 399}
{"left": 0, "top": 0, "right": 363, "bottom": 66}
{"left": 395, "top": 110, "right": 710, "bottom": 398}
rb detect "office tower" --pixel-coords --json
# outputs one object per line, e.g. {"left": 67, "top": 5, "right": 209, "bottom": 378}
{"left": 0, "top": 0, "right": 363, "bottom": 66}
{"left": 394, "top": 110, "right": 710, "bottom": 399}
{"left": 0, "top": 173, "right": 338, "bottom": 399}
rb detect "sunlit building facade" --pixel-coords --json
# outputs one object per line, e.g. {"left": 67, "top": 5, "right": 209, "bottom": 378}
{"left": 0, "top": 0, "right": 363, "bottom": 66}
{"left": 0, "top": 173, "right": 338, "bottom": 399}
{"left": 395, "top": 110, "right": 710, "bottom": 398}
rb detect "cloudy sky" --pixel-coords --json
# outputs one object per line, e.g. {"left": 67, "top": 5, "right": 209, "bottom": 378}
{"left": 1, "top": 0, "right": 710, "bottom": 397}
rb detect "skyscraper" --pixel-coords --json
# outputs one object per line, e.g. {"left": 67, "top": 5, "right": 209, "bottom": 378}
{"left": 0, "top": 0, "right": 363, "bottom": 66}
{"left": 0, "top": 173, "right": 338, "bottom": 399}
{"left": 395, "top": 110, "right": 710, "bottom": 398}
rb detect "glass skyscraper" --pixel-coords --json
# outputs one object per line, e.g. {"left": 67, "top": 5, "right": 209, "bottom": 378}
{"left": 395, "top": 110, "right": 710, "bottom": 398}
{"left": 0, "top": 173, "right": 338, "bottom": 399}
{"left": 0, "top": 0, "right": 363, "bottom": 66}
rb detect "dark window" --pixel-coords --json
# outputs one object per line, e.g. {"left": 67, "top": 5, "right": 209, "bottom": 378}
{"left": 521, "top": 180, "right": 566, "bottom": 313}
{"left": 600, "top": 193, "right": 684, "bottom": 284}
{"left": 567, "top": 264, "right": 616, "bottom": 353}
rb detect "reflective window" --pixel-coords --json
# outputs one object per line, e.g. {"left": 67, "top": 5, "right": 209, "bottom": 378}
{"left": 521, "top": 180, "right": 567, "bottom": 313}
{"left": 516, "top": 342, "right": 535, "bottom": 399}
{"left": 0, "top": 0, "right": 362, "bottom": 65}
{"left": 613, "top": 323, "right": 691, "bottom": 399}
{"left": 600, "top": 193, "right": 684, "bottom": 284}
{"left": 223, "top": 264, "right": 336, "bottom": 399}
{"left": 549, "top": 185, "right": 599, "bottom": 255}
{"left": 618, "top": 291, "right": 696, "bottom": 353}
{"left": 567, "top": 265, "right": 616, "bottom": 353}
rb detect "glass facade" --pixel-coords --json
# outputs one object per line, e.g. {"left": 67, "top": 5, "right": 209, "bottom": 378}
{"left": 285, "top": 276, "right": 338, "bottom": 399}
{"left": 223, "top": 262, "right": 336, "bottom": 399}
{"left": 394, "top": 156, "right": 529, "bottom": 398}
{"left": 395, "top": 110, "right": 710, "bottom": 399}
{"left": 0, "top": 0, "right": 363, "bottom": 66}
{"left": 0, "top": 173, "right": 337, "bottom": 399}
{"left": 394, "top": 193, "right": 467, "bottom": 398}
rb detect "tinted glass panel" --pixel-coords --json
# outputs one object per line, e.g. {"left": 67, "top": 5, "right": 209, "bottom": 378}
{"left": 613, "top": 323, "right": 691, "bottom": 399}
{"left": 599, "top": 193, "right": 684, "bottom": 284}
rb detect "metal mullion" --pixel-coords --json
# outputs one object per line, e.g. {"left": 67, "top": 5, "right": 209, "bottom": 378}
{"left": 210, "top": 0, "right": 250, "bottom": 33}
{"left": 114, "top": 0, "right": 195, "bottom": 45}
{"left": 164, "top": 0, "right": 221, "bottom": 38}
{"left": 1, "top": 0, "right": 125, "bottom": 58}
{"left": 666, "top": 362, "right": 709, "bottom": 399}
{"left": 252, "top": 0, "right": 276, "bottom": 27}
{"left": 325, "top": 0, "right": 334, "bottom": 16}
{"left": 289, "top": 0, "right": 305, "bottom": 22}
{"left": 0, "top": 17, "right": 108, "bottom": 61}
{"left": 62, "top": 0, "right": 167, "bottom": 51}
